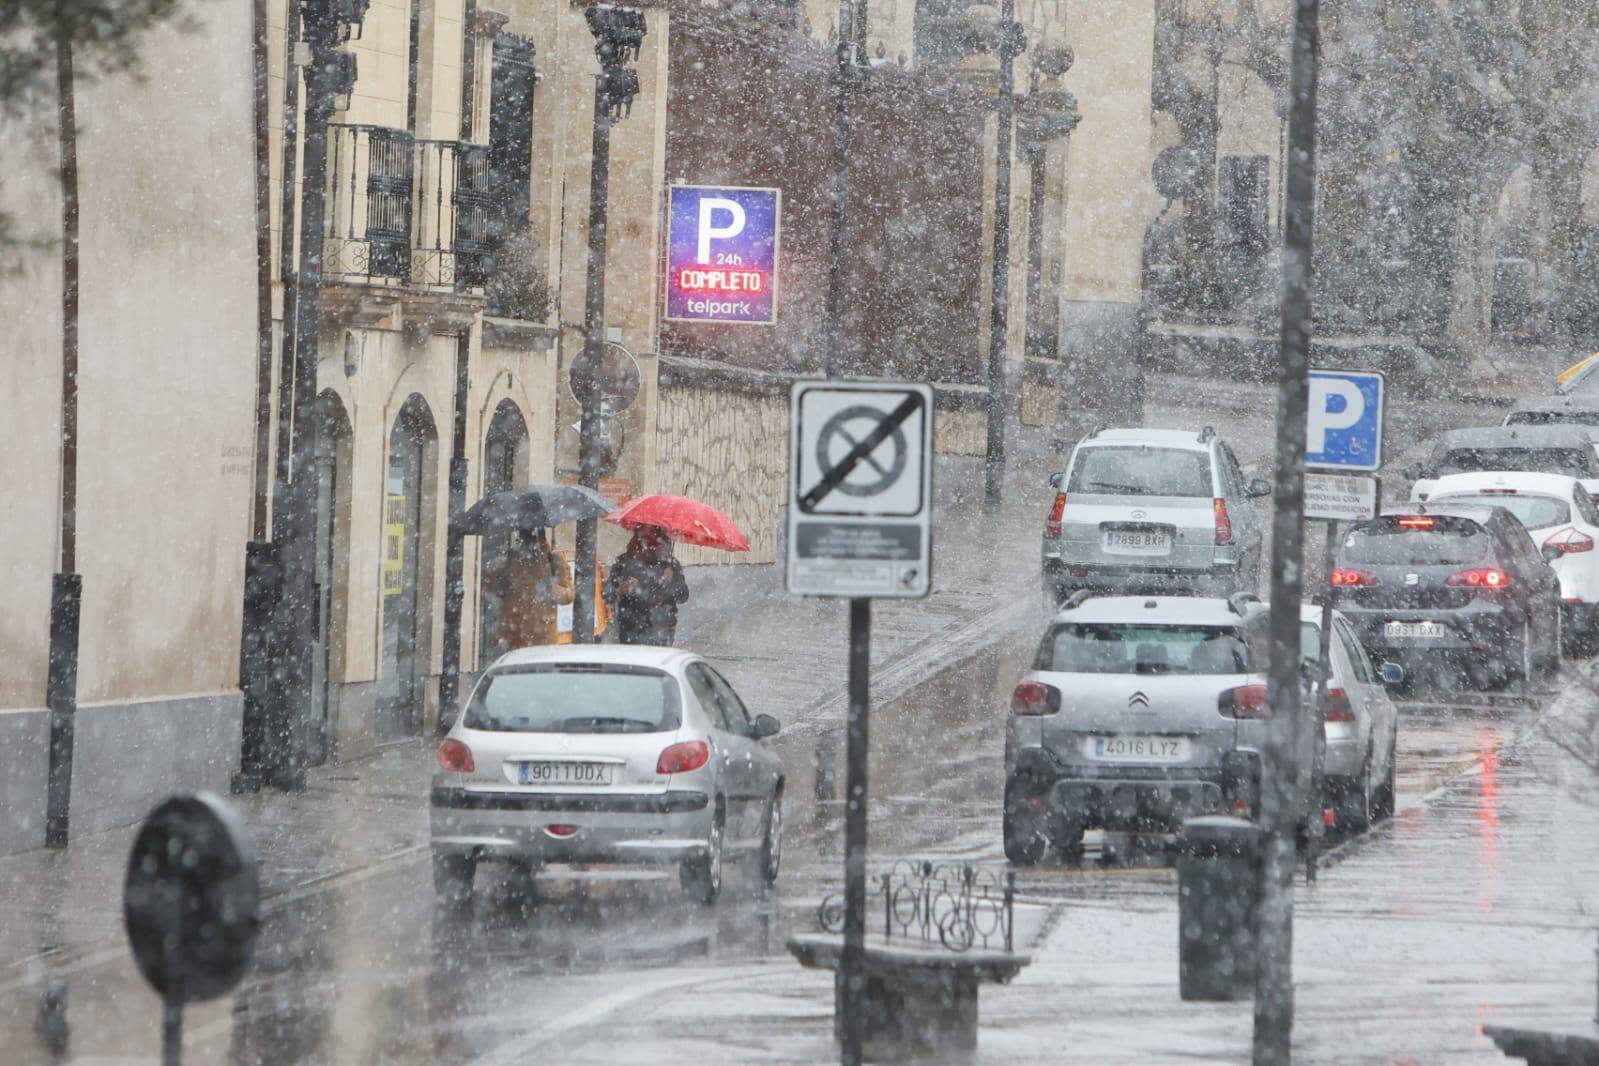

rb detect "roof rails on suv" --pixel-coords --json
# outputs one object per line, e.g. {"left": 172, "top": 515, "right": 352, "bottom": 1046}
{"left": 1198, "top": 425, "right": 1216, "bottom": 443}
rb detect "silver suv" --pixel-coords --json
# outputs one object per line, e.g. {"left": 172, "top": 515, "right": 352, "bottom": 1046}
{"left": 1003, "top": 594, "right": 1274, "bottom": 864}
{"left": 1041, "top": 427, "right": 1270, "bottom": 603}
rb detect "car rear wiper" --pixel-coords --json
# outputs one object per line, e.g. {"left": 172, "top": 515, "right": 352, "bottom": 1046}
{"left": 558, "top": 716, "right": 653, "bottom": 732}
{"left": 1087, "top": 480, "right": 1147, "bottom": 494}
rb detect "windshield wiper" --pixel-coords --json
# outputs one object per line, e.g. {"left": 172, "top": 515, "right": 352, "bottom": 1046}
{"left": 558, "top": 716, "right": 653, "bottom": 732}
{"left": 1087, "top": 480, "right": 1147, "bottom": 494}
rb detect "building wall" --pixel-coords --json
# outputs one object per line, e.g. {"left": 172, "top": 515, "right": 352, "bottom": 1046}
{"left": 0, "top": 3, "right": 259, "bottom": 850}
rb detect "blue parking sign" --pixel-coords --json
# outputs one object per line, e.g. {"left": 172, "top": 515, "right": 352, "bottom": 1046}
{"left": 1306, "top": 369, "right": 1385, "bottom": 471}
{"left": 664, "top": 185, "right": 781, "bottom": 325}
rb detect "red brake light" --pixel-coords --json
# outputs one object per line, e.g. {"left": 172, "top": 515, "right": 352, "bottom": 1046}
{"left": 1544, "top": 527, "right": 1595, "bottom": 554}
{"left": 1045, "top": 492, "right": 1067, "bottom": 537}
{"left": 1011, "top": 680, "right": 1061, "bottom": 716}
{"left": 656, "top": 740, "right": 710, "bottom": 775}
{"left": 1445, "top": 567, "right": 1511, "bottom": 588}
{"left": 1219, "top": 684, "right": 1270, "bottom": 719}
{"left": 1397, "top": 516, "right": 1436, "bottom": 529}
{"left": 436, "top": 738, "right": 475, "bottom": 773}
{"left": 1323, "top": 688, "right": 1354, "bottom": 723}
{"left": 1330, "top": 568, "right": 1378, "bottom": 587}
{"left": 1214, "top": 498, "right": 1233, "bottom": 544}
{"left": 545, "top": 824, "right": 579, "bottom": 838}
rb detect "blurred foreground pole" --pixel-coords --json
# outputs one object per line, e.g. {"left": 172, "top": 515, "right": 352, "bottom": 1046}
{"left": 823, "top": 0, "right": 866, "bottom": 379}
{"left": 983, "top": 0, "right": 1024, "bottom": 507}
{"left": 840, "top": 597, "right": 871, "bottom": 1066}
{"left": 572, "top": 6, "right": 645, "bottom": 643}
{"left": 1255, "top": 0, "right": 1320, "bottom": 1061}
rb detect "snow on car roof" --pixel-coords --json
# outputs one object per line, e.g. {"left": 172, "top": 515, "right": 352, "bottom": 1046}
{"left": 1083, "top": 427, "right": 1215, "bottom": 450}
{"left": 1424, "top": 471, "right": 1581, "bottom": 499}
{"left": 1439, "top": 425, "right": 1599, "bottom": 446}
{"left": 1508, "top": 394, "right": 1599, "bottom": 415}
{"left": 1052, "top": 595, "right": 1256, "bottom": 626}
{"left": 492, "top": 644, "right": 700, "bottom": 671}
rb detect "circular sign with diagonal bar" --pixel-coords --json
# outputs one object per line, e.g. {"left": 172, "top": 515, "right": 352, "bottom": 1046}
{"left": 788, "top": 382, "right": 934, "bottom": 598}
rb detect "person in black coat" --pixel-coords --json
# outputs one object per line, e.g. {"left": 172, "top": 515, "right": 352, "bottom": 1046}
{"left": 604, "top": 525, "right": 690, "bottom": 646}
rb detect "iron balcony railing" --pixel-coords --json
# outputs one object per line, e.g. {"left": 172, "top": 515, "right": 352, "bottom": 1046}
{"left": 323, "top": 124, "right": 493, "bottom": 291}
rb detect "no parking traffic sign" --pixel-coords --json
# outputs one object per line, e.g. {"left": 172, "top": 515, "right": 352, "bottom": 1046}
{"left": 787, "top": 382, "right": 934, "bottom": 598}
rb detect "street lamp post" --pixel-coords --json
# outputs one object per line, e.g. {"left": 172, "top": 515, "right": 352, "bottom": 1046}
{"left": 983, "top": 0, "right": 1025, "bottom": 506}
{"left": 823, "top": 0, "right": 867, "bottom": 379}
{"left": 570, "top": 4, "right": 646, "bottom": 644}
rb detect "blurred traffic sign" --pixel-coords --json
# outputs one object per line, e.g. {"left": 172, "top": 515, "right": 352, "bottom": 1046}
{"left": 1306, "top": 369, "right": 1385, "bottom": 471}
{"left": 566, "top": 340, "right": 641, "bottom": 411}
{"left": 1305, "top": 472, "right": 1380, "bottom": 522}
{"left": 664, "top": 185, "right": 781, "bottom": 325}
{"left": 788, "top": 381, "right": 933, "bottom": 598}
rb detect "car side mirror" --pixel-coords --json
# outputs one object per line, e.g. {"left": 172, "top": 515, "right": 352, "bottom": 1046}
{"left": 1379, "top": 661, "right": 1405, "bottom": 686}
{"left": 1542, "top": 543, "right": 1565, "bottom": 563}
{"left": 1048, "top": 472, "right": 1064, "bottom": 490}
{"left": 1402, "top": 462, "right": 1425, "bottom": 481}
{"left": 1246, "top": 478, "right": 1272, "bottom": 499}
{"left": 752, "top": 713, "right": 781, "bottom": 739}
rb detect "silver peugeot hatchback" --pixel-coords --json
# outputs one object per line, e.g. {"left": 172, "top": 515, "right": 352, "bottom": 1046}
{"left": 1040, "top": 427, "right": 1272, "bottom": 603}
{"left": 430, "top": 645, "right": 785, "bottom": 905}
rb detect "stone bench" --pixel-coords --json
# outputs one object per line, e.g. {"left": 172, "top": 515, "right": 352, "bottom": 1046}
{"left": 787, "top": 932, "right": 1031, "bottom": 1062}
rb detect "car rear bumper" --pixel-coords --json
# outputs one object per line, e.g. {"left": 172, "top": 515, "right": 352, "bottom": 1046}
{"left": 1336, "top": 604, "right": 1518, "bottom": 656}
{"left": 430, "top": 787, "right": 713, "bottom": 865}
{"left": 1007, "top": 747, "right": 1259, "bottom": 832}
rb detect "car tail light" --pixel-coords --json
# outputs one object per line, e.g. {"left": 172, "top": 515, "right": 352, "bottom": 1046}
{"left": 436, "top": 738, "right": 475, "bottom": 773}
{"left": 1323, "top": 688, "right": 1354, "bottom": 723}
{"left": 1330, "top": 568, "right": 1378, "bottom": 587}
{"left": 656, "top": 740, "right": 710, "bottom": 775}
{"left": 1045, "top": 492, "right": 1067, "bottom": 537}
{"left": 1446, "top": 567, "right": 1512, "bottom": 589}
{"left": 1214, "top": 498, "right": 1233, "bottom": 544}
{"left": 1397, "top": 515, "right": 1436, "bottom": 529}
{"left": 545, "top": 824, "right": 579, "bottom": 838}
{"left": 1010, "top": 680, "right": 1062, "bottom": 716}
{"left": 1218, "top": 684, "right": 1270, "bottom": 719}
{"left": 1544, "top": 527, "right": 1595, "bottom": 554}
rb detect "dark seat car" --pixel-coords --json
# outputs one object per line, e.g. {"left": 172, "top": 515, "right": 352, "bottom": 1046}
{"left": 1329, "top": 505, "right": 1563, "bottom": 690}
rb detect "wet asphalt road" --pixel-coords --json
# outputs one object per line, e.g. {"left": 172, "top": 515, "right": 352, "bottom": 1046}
{"left": 0, "top": 620, "right": 1579, "bottom": 1065}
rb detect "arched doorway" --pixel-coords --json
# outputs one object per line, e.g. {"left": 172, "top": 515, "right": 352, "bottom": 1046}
{"left": 478, "top": 399, "right": 530, "bottom": 664}
{"left": 379, "top": 394, "right": 439, "bottom": 740}
{"left": 311, "top": 390, "right": 353, "bottom": 764}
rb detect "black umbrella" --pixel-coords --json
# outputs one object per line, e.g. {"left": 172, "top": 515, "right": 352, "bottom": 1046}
{"left": 455, "top": 484, "right": 615, "bottom": 535}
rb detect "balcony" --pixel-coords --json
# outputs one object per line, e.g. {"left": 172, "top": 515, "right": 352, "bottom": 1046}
{"left": 323, "top": 124, "right": 494, "bottom": 292}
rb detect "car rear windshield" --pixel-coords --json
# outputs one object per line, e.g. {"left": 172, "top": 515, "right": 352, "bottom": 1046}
{"left": 1340, "top": 517, "right": 1494, "bottom": 566}
{"left": 1066, "top": 446, "right": 1213, "bottom": 498}
{"left": 1438, "top": 447, "right": 1593, "bottom": 478}
{"left": 1038, "top": 624, "right": 1249, "bottom": 675}
{"left": 1428, "top": 493, "right": 1570, "bottom": 530}
{"left": 464, "top": 665, "right": 679, "bottom": 733}
{"left": 1504, "top": 411, "right": 1599, "bottom": 428}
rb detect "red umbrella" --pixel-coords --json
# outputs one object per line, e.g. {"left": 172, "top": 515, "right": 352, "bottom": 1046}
{"left": 605, "top": 494, "right": 750, "bottom": 552}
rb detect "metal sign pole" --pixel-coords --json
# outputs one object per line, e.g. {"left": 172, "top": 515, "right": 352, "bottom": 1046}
{"left": 841, "top": 596, "right": 871, "bottom": 1066}
{"left": 1255, "top": 0, "right": 1320, "bottom": 1060}
{"left": 162, "top": 994, "right": 182, "bottom": 1066}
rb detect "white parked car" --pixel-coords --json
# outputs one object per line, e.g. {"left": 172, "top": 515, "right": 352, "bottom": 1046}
{"left": 1300, "top": 604, "right": 1401, "bottom": 832}
{"left": 1414, "top": 471, "right": 1599, "bottom": 652}
{"left": 431, "top": 645, "right": 785, "bottom": 905}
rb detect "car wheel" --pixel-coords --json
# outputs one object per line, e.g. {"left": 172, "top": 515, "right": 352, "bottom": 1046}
{"left": 1334, "top": 751, "right": 1374, "bottom": 834}
{"left": 433, "top": 852, "right": 475, "bottom": 906}
{"left": 1542, "top": 611, "right": 1563, "bottom": 683}
{"left": 759, "top": 793, "right": 783, "bottom": 888}
{"left": 682, "top": 804, "right": 724, "bottom": 905}
{"left": 1003, "top": 807, "right": 1048, "bottom": 866}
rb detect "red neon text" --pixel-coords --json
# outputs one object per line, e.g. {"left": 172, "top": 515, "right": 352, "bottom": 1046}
{"left": 676, "top": 266, "right": 766, "bottom": 294}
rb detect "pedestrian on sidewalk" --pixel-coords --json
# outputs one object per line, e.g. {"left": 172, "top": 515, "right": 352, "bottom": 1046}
{"left": 604, "top": 524, "right": 690, "bottom": 646}
{"left": 496, "top": 529, "right": 575, "bottom": 649}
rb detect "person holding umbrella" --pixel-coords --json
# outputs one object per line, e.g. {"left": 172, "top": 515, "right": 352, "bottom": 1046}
{"left": 493, "top": 528, "right": 574, "bottom": 649}
{"left": 604, "top": 525, "right": 690, "bottom": 646}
